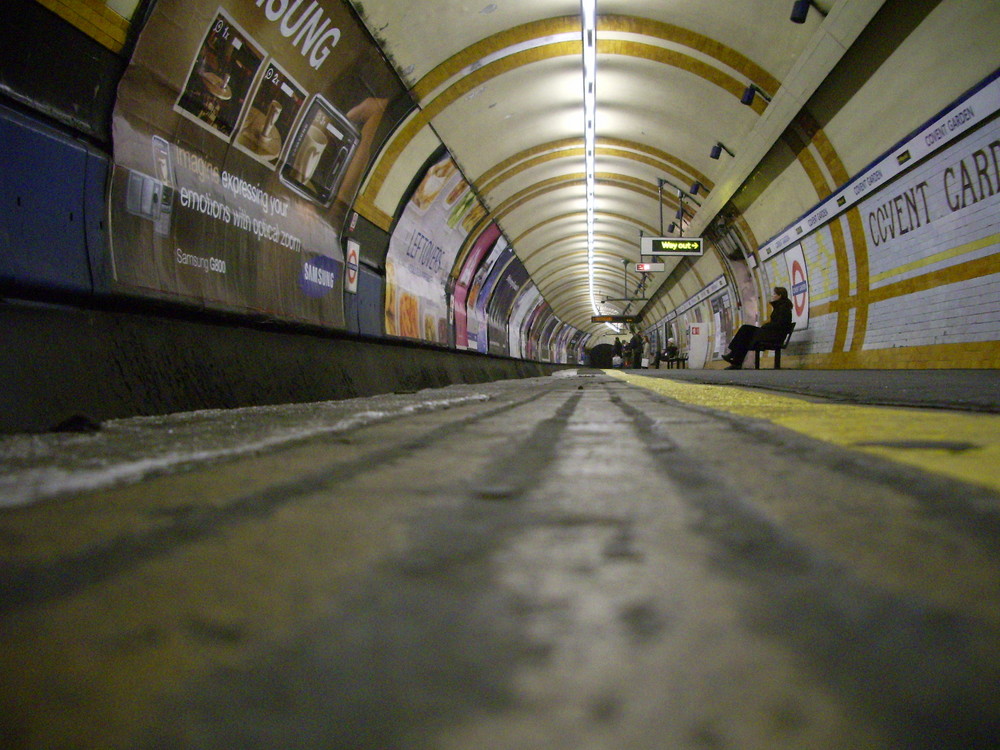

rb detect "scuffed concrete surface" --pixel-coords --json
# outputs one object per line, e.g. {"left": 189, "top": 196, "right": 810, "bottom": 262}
{"left": 1, "top": 372, "right": 998, "bottom": 749}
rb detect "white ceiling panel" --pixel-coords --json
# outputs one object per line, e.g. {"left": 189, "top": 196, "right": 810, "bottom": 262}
{"left": 349, "top": 0, "right": 882, "bottom": 333}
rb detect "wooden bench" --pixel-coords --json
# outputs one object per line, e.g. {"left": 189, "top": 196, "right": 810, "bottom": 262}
{"left": 752, "top": 323, "right": 795, "bottom": 369}
{"left": 654, "top": 351, "right": 687, "bottom": 369}
{"left": 666, "top": 354, "right": 688, "bottom": 369}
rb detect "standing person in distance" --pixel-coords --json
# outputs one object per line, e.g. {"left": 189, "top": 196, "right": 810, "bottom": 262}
{"left": 643, "top": 334, "right": 655, "bottom": 368}
{"left": 629, "top": 330, "right": 644, "bottom": 369}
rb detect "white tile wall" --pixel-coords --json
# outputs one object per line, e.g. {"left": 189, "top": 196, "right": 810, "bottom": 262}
{"left": 763, "top": 116, "right": 999, "bottom": 359}
{"left": 866, "top": 273, "right": 1000, "bottom": 349}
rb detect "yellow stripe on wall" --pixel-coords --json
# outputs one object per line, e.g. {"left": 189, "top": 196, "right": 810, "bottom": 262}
{"left": 800, "top": 339, "right": 1000, "bottom": 370}
{"left": 868, "top": 233, "right": 1000, "bottom": 286}
{"left": 34, "top": 0, "right": 129, "bottom": 53}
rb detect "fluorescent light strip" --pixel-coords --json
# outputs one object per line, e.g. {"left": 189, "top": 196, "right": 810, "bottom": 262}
{"left": 581, "top": 0, "right": 601, "bottom": 321}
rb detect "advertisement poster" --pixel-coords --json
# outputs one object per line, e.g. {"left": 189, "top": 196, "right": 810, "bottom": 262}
{"left": 554, "top": 324, "right": 575, "bottom": 364}
{"left": 486, "top": 259, "right": 529, "bottom": 356}
{"left": 508, "top": 284, "right": 542, "bottom": 359}
{"left": 522, "top": 302, "right": 550, "bottom": 361}
{"left": 464, "top": 238, "right": 509, "bottom": 352}
{"left": 452, "top": 223, "right": 502, "bottom": 348}
{"left": 570, "top": 330, "right": 589, "bottom": 364}
{"left": 469, "top": 245, "right": 514, "bottom": 354}
{"left": 527, "top": 304, "right": 554, "bottom": 361}
{"left": 108, "top": 0, "right": 410, "bottom": 327}
{"left": 710, "top": 291, "right": 734, "bottom": 356}
{"left": 538, "top": 313, "right": 561, "bottom": 363}
{"left": 548, "top": 324, "right": 568, "bottom": 364}
{"left": 384, "top": 155, "right": 488, "bottom": 342}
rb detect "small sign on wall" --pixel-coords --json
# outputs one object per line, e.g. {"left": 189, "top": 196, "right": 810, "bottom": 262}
{"left": 784, "top": 243, "right": 809, "bottom": 330}
{"left": 345, "top": 239, "right": 360, "bottom": 294}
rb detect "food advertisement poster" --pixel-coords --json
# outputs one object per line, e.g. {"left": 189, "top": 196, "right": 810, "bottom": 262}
{"left": 108, "top": 0, "right": 410, "bottom": 327}
{"left": 384, "top": 155, "right": 488, "bottom": 342}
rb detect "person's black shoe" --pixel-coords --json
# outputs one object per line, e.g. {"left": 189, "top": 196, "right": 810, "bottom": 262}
{"left": 724, "top": 364, "right": 742, "bottom": 370}
{"left": 721, "top": 353, "right": 733, "bottom": 363}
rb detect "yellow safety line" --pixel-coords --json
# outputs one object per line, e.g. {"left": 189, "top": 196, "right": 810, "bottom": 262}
{"left": 607, "top": 371, "right": 1000, "bottom": 493}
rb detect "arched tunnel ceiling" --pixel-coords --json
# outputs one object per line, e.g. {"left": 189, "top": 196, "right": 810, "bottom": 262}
{"left": 349, "top": 0, "right": 885, "bottom": 335}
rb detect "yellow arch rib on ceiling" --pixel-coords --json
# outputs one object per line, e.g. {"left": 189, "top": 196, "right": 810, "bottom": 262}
{"left": 358, "top": 40, "right": 578, "bottom": 223}
{"left": 358, "top": 15, "right": 778, "bottom": 228}
{"left": 413, "top": 15, "right": 778, "bottom": 103}
{"left": 521, "top": 232, "right": 646, "bottom": 276}
{"left": 542, "top": 261, "right": 640, "bottom": 295}
{"left": 514, "top": 210, "right": 660, "bottom": 261}
{"left": 535, "top": 268, "right": 646, "bottom": 306}
{"left": 530, "top": 237, "right": 647, "bottom": 279}
{"left": 478, "top": 139, "right": 714, "bottom": 199}
{"left": 491, "top": 172, "right": 680, "bottom": 227}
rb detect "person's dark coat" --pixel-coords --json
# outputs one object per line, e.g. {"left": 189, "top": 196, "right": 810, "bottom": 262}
{"left": 753, "top": 297, "right": 793, "bottom": 345}
{"left": 724, "top": 297, "right": 794, "bottom": 367}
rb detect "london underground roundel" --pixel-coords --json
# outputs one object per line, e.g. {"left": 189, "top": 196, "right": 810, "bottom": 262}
{"left": 345, "top": 240, "right": 360, "bottom": 294}
{"left": 791, "top": 259, "right": 808, "bottom": 317}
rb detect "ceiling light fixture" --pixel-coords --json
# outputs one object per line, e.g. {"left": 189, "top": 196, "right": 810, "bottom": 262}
{"left": 657, "top": 177, "right": 702, "bottom": 235}
{"left": 790, "top": 0, "right": 826, "bottom": 24}
{"left": 674, "top": 189, "right": 688, "bottom": 236}
{"left": 710, "top": 141, "right": 734, "bottom": 160}
{"left": 740, "top": 83, "right": 772, "bottom": 106}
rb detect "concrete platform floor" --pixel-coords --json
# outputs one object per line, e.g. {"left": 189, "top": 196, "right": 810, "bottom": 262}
{"left": 1, "top": 369, "right": 999, "bottom": 749}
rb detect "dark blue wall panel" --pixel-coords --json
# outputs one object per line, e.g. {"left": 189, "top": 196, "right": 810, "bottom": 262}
{"left": 84, "top": 150, "right": 112, "bottom": 292}
{"left": 343, "top": 272, "right": 360, "bottom": 334}
{"left": 356, "top": 266, "right": 385, "bottom": 337}
{"left": 0, "top": 106, "right": 98, "bottom": 293}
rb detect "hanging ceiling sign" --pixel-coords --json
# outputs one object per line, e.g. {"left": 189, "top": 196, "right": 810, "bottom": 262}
{"left": 591, "top": 315, "right": 638, "bottom": 324}
{"left": 640, "top": 237, "right": 704, "bottom": 256}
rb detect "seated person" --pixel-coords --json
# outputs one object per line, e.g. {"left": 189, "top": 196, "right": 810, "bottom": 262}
{"left": 722, "top": 287, "right": 793, "bottom": 369}
{"left": 652, "top": 338, "right": 679, "bottom": 369}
